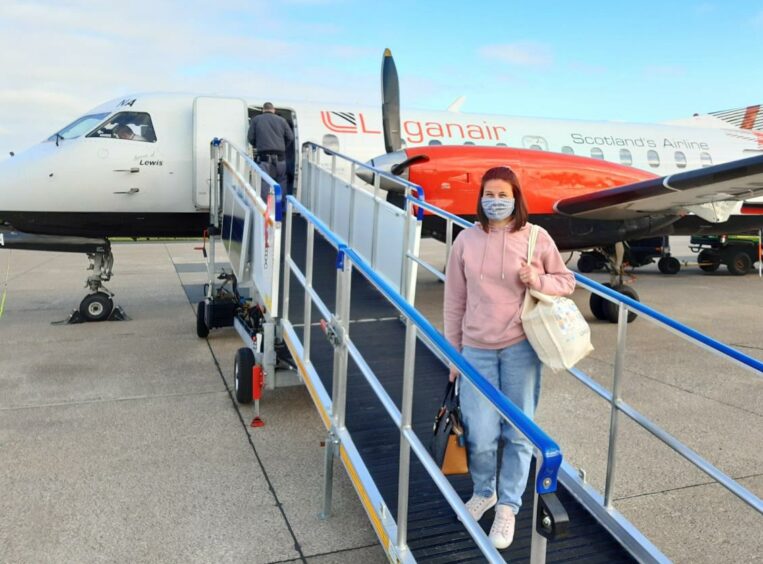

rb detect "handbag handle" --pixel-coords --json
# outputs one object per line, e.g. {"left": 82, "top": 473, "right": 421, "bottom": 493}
{"left": 441, "top": 380, "right": 456, "bottom": 405}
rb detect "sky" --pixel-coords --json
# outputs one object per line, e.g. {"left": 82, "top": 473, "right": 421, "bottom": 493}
{"left": 1, "top": 0, "right": 762, "bottom": 158}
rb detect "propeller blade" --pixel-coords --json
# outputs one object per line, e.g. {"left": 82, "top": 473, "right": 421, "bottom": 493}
{"left": 381, "top": 48, "right": 402, "bottom": 154}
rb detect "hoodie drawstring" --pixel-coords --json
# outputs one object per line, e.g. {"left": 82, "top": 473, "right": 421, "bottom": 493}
{"left": 501, "top": 229, "right": 507, "bottom": 280}
{"left": 479, "top": 229, "right": 490, "bottom": 280}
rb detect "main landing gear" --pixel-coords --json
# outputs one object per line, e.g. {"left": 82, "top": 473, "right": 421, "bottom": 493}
{"left": 587, "top": 242, "right": 639, "bottom": 324}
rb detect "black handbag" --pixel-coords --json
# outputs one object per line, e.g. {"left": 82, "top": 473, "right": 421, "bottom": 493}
{"left": 430, "top": 381, "right": 469, "bottom": 475}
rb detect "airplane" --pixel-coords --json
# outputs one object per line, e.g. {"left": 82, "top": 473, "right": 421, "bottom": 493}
{"left": 1, "top": 49, "right": 762, "bottom": 322}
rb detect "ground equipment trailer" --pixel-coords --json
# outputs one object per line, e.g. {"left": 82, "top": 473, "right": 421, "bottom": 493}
{"left": 690, "top": 233, "right": 762, "bottom": 275}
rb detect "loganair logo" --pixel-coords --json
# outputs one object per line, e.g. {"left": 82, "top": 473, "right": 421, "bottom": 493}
{"left": 320, "top": 111, "right": 380, "bottom": 134}
{"left": 321, "top": 109, "right": 508, "bottom": 144}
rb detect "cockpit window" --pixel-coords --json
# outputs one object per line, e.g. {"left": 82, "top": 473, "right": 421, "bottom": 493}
{"left": 47, "top": 112, "right": 110, "bottom": 141}
{"left": 87, "top": 112, "right": 157, "bottom": 142}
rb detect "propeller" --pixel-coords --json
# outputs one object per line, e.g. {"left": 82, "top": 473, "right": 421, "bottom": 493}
{"left": 381, "top": 48, "right": 402, "bottom": 154}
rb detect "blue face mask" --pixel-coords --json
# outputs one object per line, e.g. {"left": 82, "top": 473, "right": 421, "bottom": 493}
{"left": 481, "top": 197, "right": 515, "bottom": 221}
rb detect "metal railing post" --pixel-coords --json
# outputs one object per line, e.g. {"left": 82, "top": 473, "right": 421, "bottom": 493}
{"left": 333, "top": 251, "right": 352, "bottom": 429}
{"left": 530, "top": 453, "right": 548, "bottom": 564}
{"left": 319, "top": 429, "right": 338, "bottom": 520}
{"left": 371, "top": 173, "right": 381, "bottom": 270}
{"left": 329, "top": 154, "right": 337, "bottom": 231}
{"left": 302, "top": 223, "right": 315, "bottom": 363}
{"left": 396, "top": 317, "right": 418, "bottom": 556}
{"left": 282, "top": 201, "right": 294, "bottom": 321}
{"left": 445, "top": 218, "right": 454, "bottom": 266}
{"left": 401, "top": 191, "right": 411, "bottom": 300}
{"left": 605, "top": 302, "right": 629, "bottom": 508}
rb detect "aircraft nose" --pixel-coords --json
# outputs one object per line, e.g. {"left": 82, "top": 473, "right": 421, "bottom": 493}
{"left": 356, "top": 150, "right": 409, "bottom": 193}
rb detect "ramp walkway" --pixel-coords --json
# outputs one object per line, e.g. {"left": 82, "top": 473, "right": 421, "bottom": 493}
{"left": 198, "top": 139, "right": 762, "bottom": 563}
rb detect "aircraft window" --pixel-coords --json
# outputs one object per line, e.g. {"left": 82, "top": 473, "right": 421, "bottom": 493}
{"left": 674, "top": 151, "right": 687, "bottom": 169}
{"left": 464, "top": 141, "right": 475, "bottom": 145}
{"left": 619, "top": 148, "right": 632, "bottom": 165}
{"left": 496, "top": 142, "right": 507, "bottom": 147}
{"left": 88, "top": 112, "right": 157, "bottom": 142}
{"left": 321, "top": 134, "right": 340, "bottom": 154}
{"left": 428, "top": 139, "right": 442, "bottom": 146}
{"left": 560, "top": 146, "right": 574, "bottom": 155}
{"left": 700, "top": 151, "right": 712, "bottom": 167}
{"left": 590, "top": 147, "right": 604, "bottom": 160}
{"left": 529, "top": 144, "right": 543, "bottom": 151}
{"left": 647, "top": 149, "right": 660, "bottom": 168}
{"left": 47, "top": 112, "right": 110, "bottom": 141}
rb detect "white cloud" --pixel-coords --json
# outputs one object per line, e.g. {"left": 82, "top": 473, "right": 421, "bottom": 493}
{"left": 0, "top": 0, "right": 379, "bottom": 156}
{"left": 478, "top": 42, "right": 553, "bottom": 67}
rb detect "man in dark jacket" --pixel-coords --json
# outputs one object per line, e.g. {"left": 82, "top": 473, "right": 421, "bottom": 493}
{"left": 247, "top": 102, "right": 294, "bottom": 199}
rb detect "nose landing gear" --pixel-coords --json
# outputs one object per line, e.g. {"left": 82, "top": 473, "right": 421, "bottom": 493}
{"left": 58, "top": 248, "right": 128, "bottom": 324}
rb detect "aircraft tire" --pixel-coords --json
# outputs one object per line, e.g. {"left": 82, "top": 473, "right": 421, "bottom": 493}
{"left": 604, "top": 285, "right": 639, "bottom": 324}
{"left": 79, "top": 292, "right": 114, "bottom": 322}
{"left": 589, "top": 282, "right": 612, "bottom": 321}
{"left": 196, "top": 301, "right": 209, "bottom": 338}
{"left": 234, "top": 347, "right": 254, "bottom": 404}
{"left": 726, "top": 251, "right": 751, "bottom": 276}
{"left": 697, "top": 250, "right": 721, "bottom": 272}
{"left": 657, "top": 256, "right": 680, "bottom": 275}
{"left": 577, "top": 253, "right": 597, "bottom": 273}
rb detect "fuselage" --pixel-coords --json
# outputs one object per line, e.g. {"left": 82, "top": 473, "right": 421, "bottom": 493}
{"left": 0, "top": 93, "right": 761, "bottom": 242}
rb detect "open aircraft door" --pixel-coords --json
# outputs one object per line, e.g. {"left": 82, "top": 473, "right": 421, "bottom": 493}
{"left": 192, "top": 96, "right": 248, "bottom": 209}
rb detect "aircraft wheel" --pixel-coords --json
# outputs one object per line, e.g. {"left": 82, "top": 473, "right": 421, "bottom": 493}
{"left": 589, "top": 283, "right": 612, "bottom": 321}
{"left": 196, "top": 301, "right": 209, "bottom": 338}
{"left": 604, "top": 285, "right": 639, "bottom": 324}
{"left": 726, "top": 252, "right": 751, "bottom": 276}
{"left": 577, "top": 253, "right": 597, "bottom": 273}
{"left": 79, "top": 292, "right": 114, "bottom": 322}
{"left": 234, "top": 347, "right": 254, "bottom": 404}
{"left": 697, "top": 250, "right": 720, "bottom": 272}
{"left": 657, "top": 256, "right": 680, "bottom": 275}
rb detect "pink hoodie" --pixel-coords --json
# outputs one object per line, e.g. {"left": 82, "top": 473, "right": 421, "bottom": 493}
{"left": 444, "top": 222, "right": 575, "bottom": 351}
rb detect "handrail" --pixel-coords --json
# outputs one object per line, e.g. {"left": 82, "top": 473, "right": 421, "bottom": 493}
{"left": 303, "top": 141, "right": 425, "bottom": 201}
{"left": 575, "top": 275, "right": 763, "bottom": 374}
{"left": 405, "top": 192, "right": 763, "bottom": 522}
{"left": 214, "top": 137, "right": 284, "bottom": 221}
{"left": 288, "top": 195, "right": 563, "bottom": 492}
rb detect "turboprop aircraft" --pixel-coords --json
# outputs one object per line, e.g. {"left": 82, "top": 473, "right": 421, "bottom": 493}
{"left": 1, "top": 49, "right": 762, "bottom": 322}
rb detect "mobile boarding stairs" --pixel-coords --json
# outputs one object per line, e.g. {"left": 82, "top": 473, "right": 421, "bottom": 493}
{"left": 196, "top": 139, "right": 763, "bottom": 563}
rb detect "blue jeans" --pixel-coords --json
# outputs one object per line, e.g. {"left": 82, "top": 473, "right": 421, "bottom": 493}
{"left": 460, "top": 339, "right": 542, "bottom": 514}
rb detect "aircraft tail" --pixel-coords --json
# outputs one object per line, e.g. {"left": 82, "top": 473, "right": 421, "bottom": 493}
{"left": 708, "top": 105, "right": 762, "bottom": 130}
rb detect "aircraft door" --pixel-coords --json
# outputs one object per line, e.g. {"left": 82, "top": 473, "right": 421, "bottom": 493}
{"left": 193, "top": 97, "right": 249, "bottom": 209}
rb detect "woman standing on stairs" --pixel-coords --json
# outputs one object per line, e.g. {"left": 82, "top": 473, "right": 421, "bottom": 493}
{"left": 443, "top": 166, "right": 575, "bottom": 549}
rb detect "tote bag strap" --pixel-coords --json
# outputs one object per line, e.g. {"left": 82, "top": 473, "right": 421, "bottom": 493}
{"left": 522, "top": 224, "right": 540, "bottom": 316}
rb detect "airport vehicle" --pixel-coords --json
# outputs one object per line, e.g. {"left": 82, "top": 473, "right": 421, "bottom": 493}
{"left": 1, "top": 51, "right": 762, "bottom": 320}
{"left": 576, "top": 237, "right": 681, "bottom": 274}
{"left": 690, "top": 233, "right": 762, "bottom": 275}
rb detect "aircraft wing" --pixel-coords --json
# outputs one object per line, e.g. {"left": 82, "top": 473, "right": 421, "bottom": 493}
{"left": 554, "top": 154, "right": 763, "bottom": 221}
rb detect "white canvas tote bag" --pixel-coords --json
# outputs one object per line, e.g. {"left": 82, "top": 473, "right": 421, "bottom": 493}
{"left": 521, "top": 224, "right": 593, "bottom": 372}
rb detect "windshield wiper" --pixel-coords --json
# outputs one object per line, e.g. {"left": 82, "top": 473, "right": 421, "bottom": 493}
{"left": 55, "top": 133, "right": 63, "bottom": 146}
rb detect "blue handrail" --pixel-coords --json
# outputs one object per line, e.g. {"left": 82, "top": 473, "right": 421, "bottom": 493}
{"left": 408, "top": 195, "right": 472, "bottom": 228}
{"left": 576, "top": 275, "right": 763, "bottom": 374}
{"left": 341, "top": 245, "right": 562, "bottom": 494}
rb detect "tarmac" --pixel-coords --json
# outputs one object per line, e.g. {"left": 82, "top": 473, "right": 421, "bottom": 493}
{"left": 0, "top": 236, "right": 760, "bottom": 563}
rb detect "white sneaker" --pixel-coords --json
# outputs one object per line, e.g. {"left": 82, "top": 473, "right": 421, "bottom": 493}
{"left": 489, "top": 505, "right": 516, "bottom": 549}
{"left": 463, "top": 492, "right": 497, "bottom": 522}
